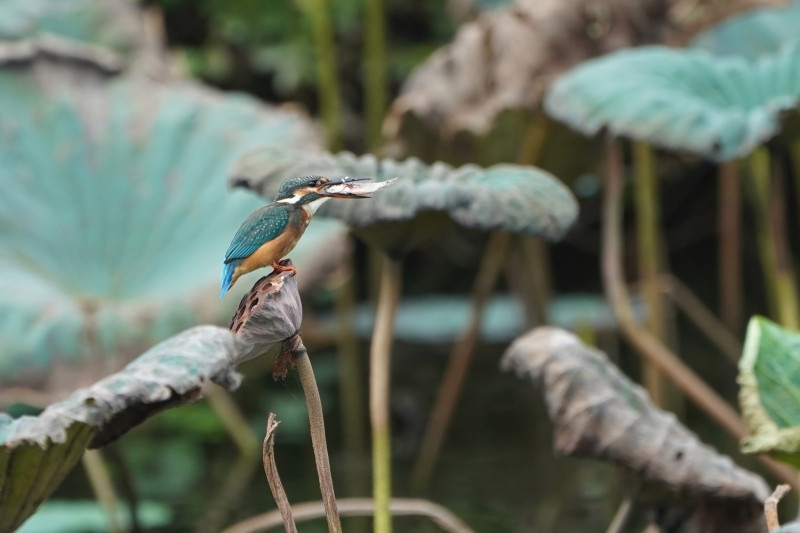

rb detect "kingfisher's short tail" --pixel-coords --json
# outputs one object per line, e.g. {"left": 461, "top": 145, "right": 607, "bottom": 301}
{"left": 220, "top": 261, "right": 238, "bottom": 298}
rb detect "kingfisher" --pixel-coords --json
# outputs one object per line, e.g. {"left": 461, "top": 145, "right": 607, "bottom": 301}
{"left": 220, "top": 175, "right": 368, "bottom": 297}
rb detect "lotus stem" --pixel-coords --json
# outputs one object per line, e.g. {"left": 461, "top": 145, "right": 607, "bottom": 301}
{"left": 287, "top": 334, "right": 343, "bottom": 533}
{"left": 334, "top": 267, "right": 368, "bottom": 498}
{"left": 658, "top": 274, "right": 741, "bottom": 363}
{"left": 632, "top": 141, "right": 666, "bottom": 405}
{"left": 604, "top": 496, "right": 633, "bottom": 533}
{"left": 262, "top": 413, "right": 298, "bottom": 533}
{"left": 605, "top": 139, "right": 743, "bottom": 435}
{"left": 515, "top": 112, "right": 549, "bottom": 166}
{"left": 603, "top": 139, "right": 797, "bottom": 487}
{"left": 370, "top": 254, "right": 403, "bottom": 533}
{"left": 363, "top": 0, "right": 387, "bottom": 150}
{"left": 300, "top": 0, "right": 343, "bottom": 150}
{"left": 746, "top": 147, "right": 800, "bottom": 329}
{"left": 411, "top": 232, "right": 511, "bottom": 492}
{"left": 220, "top": 497, "right": 473, "bottom": 533}
{"left": 717, "top": 161, "right": 742, "bottom": 333}
{"left": 82, "top": 449, "right": 123, "bottom": 533}
{"left": 205, "top": 384, "right": 259, "bottom": 459}
{"left": 791, "top": 140, "right": 800, "bottom": 225}
{"left": 520, "top": 237, "right": 552, "bottom": 324}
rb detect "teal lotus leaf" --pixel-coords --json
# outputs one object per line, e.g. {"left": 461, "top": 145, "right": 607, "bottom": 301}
{"left": 691, "top": 1, "right": 800, "bottom": 59}
{"left": 229, "top": 147, "right": 578, "bottom": 253}
{"left": 19, "top": 500, "right": 171, "bottom": 533}
{"left": 0, "top": 0, "right": 143, "bottom": 57}
{"left": 544, "top": 43, "right": 800, "bottom": 162}
{"left": 317, "top": 293, "right": 637, "bottom": 344}
{"left": 0, "top": 326, "right": 238, "bottom": 532}
{"left": 0, "top": 264, "right": 301, "bottom": 531}
{"left": 0, "top": 67, "right": 325, "bottom": 393}
{"left": 738, "top": 316, "right": 800, "bottom": 467}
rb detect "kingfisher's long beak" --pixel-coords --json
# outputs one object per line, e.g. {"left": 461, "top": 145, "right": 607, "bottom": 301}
{"left": 318, "top": 176, "right": 371, "bottom": 198}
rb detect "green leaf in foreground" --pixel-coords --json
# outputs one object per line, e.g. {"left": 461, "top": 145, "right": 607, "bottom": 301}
{"left": 738, "top": 315, "right": 800, "bottom": 466}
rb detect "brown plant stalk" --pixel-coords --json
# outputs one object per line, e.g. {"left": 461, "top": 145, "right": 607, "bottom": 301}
{"left": 602, "top": 139, "right": 796, "bottom": 487}
{"left": 263, "top": 413, "right": 297, "bottom": 533}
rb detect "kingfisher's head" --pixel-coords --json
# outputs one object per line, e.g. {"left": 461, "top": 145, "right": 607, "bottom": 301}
{"left": 274, "top": 175, "right": 370, "bottom": 207}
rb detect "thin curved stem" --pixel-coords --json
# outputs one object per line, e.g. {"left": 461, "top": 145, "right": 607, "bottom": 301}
{"left": 370, "top": 255, "right": 403, "bottom": 533}
{"left": 412, "top": 232, "right": 511, "bottom": 492}
{"left": 334, "top": 267, "right": 368, "bottom": 498}
{"left": 718, "top": 161, "right": 742, "bottom": 333}
{"left": 220, "top": 498, "right": 474, "bottom": 533}
{"left": 82, "top": 450, "right": 123, "bottom": 533}
{"left": 205, "top": 384, "right": 259, "bottom": 459}
{"left": 746, "top": 148, "right": 800, "bottom": 329}
{"left": 299, "top": 0, "right": 343, "bottom": 150}
{"left": 633, "top": 141, "right": 666, "bottom": 405}
{"left": 262, "top": 413, "right": 297, "bottom": 533}
{"left": 603, "top": 139, "right": 796, "bottom": 487}
{"left": 363, "top": 0, "right": 387, "bottom": 150}
{"left": 290, "top": 335, "right": 342, "bottom": 533}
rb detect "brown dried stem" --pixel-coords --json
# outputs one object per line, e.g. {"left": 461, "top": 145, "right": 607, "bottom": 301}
{"left": 412, "top": 231, "right": 511, "bottom": 491}
{"left": 765, "top": 484, "right": 791, "bottom": 532}
{"left": 718, "top": 161, "right": 742, "bottom": 333}
{"left": 263, "top": 413, "right": 297, "bottom": 533}
{"left": 602, "top": 139, "right": 796, "bottom": 487}
{"left": 220, "top": 498, "right": 474, "bottom": 533}
{"left": 284, "top": 334, "right": 342, "bottom": 533}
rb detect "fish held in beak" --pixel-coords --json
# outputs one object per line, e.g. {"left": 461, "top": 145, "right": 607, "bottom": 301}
{"left": 318, "top": 176, "right": 397, "bottom": 198}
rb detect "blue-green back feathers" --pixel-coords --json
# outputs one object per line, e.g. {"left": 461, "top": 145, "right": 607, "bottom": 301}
{"left": 224, "top": 203, "right": 291, "bottom": 263}
{"left": 220, "top": 202, "right": 291, "bottom": 297}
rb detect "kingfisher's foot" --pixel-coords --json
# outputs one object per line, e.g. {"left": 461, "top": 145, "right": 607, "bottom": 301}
{"left": 271, "top": 260, "right": 297, "bottom": 276}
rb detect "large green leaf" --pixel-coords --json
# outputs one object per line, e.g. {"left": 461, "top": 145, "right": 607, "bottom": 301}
{"left": 691, "top": 0, "right": 800, "bottom": 59}
{"left": 738, "top": 316, "right": 800, "bottom": 466}
{"left": 230, "top": 148, "right": 578, "bottom": 253}
{"left": 0, "top": 0, "right": 143, "bottom": 57}
{"left": 544, "top": 43, "right": 800, "bottom": 162}
{"left": 0, "top": 56, "right": 326, "bottom": 396}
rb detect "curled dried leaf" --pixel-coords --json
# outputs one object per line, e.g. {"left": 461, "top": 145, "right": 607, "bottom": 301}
{"left": 502, "top": 327, "right": 770, "bottom": 533}
{"left": 229, "top": 260, "right": 303, "bottom": 363}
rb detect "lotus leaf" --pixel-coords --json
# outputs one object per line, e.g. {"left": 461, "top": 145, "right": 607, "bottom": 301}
{"left": 229, "top": 148, "right": 578, "bottom": 253}
{"left": 0, "top": 268, "right": 303, "bottom": 531}
{"left": 545, "top": 43, "right": 800, "bottom": 162}
{"left": 0, "top": 65, "right": 325, "bottom": 397}
{"left": 692, "top": 0, "right": 800, "bottom": 59}
{"left": 0, "top": 326, "right": 237, "bottom": 532}
{"left": 739, "top": 316, "right": 800, "bottom": 466}
{"left": 504, "top": 327, "right": 770, "bottom": 533}
{"left": 318, "top": 293, "right": 634, "bottom": 344}
{"left": 382, "top": 0, "right": 776, "bottom": 161}
{"left": 0, "top": 0, "right": 143, "bottom": 58}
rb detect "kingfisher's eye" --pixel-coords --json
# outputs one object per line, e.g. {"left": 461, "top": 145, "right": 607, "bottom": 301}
{"left": 315, "top": 178, "right": 329, "bottom": 187}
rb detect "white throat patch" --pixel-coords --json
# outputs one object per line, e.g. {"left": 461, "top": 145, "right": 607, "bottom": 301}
{"left": 305, "top": 196, "right": 330, "bottom": 214}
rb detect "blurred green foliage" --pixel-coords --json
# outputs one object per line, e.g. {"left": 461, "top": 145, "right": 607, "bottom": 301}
{"left": 18, "top": 501, "right": 171, "bottom": 533}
